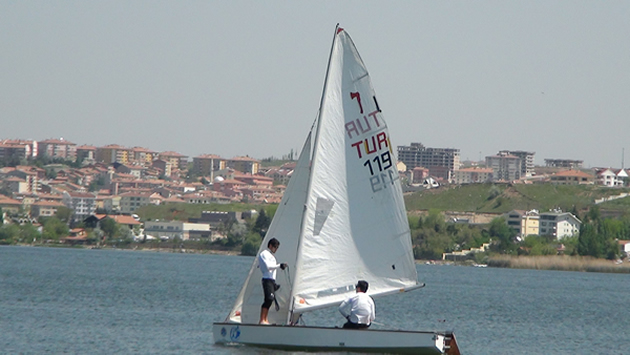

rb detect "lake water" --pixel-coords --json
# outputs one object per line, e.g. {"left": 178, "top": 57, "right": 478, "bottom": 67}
{"left": 1, "top": 246, "right": 629, "bottom": 354}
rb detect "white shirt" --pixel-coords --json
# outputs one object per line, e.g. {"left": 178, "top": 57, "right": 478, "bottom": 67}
{"left": 258, "top": 249, "right": 280, "bottom": 280}
{"left": 338, "top": 292, "right": 375, "bottom": 325}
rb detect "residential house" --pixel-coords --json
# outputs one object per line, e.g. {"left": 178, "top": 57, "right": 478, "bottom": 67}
{"left": 0, "top": 195, "right": 22, "bottom": 214}
{"left": 550, "top": 170, "right": 595, "bottom": 185}
{"left": 411, "top": 167, "right": 429, "bottom": 184}
{"left": 595, "top": 168, "right": 626, "bottom": 187}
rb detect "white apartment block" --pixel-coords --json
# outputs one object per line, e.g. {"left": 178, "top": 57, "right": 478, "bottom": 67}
{"left": 538, "top": 210, "right": 581, "bottom": 240}
{"left": 62, "top": 191, "right": 96, "bottom": 222}
{"left": 143, "top": 220, "right": 211, "bottom": 240}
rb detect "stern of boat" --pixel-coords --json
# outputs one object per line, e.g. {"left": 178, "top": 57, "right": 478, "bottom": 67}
{"left": 441, "top": 331, "right": 460, "bottom": 355}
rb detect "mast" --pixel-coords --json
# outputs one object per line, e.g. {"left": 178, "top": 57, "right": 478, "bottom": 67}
{"left": 287, "top": 24, "right": 340, "bottom": 324}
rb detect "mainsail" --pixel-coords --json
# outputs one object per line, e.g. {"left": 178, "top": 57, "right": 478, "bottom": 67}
{"left": 290, "top": 27, "right": 419, "bottom": 316}
{"left": 226, "top": 26, "right": 419, "bottom": 326}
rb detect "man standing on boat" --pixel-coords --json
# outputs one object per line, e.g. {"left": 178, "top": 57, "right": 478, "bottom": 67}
{"left": 339, "top": 280, "right": 375, "bottom": 329}
{"left": 257, "top": 237, "right": 287, "bottom": 324}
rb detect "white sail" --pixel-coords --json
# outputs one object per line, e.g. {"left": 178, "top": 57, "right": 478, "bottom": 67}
{"left": 290, "top": 28, "right": 419, "bottom": 315}
{"left": 227, "top": 133, "right": 312, "bottom": 325}
{"left": 214, "top": 26, "right": 459, "bottom": 354}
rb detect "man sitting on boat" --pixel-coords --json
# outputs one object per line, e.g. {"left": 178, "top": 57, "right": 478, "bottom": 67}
{"left": 338, "top": 280, "right": 375, "bottom": 329}
{"left": 257, "top": 237, "right": 287, "bottom": 324}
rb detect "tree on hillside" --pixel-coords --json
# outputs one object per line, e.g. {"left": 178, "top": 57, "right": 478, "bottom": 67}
{"left": 55, "top": 206, "right": 73, "bottom": 223}
{"left": 100, "top": 218, "right": 119, "bottom": 240}
{"left": 19, "top": 224, "right": 40, "bottom": 243}
{"left": 0, "top": 224, "right": 20, "bottom": 243}
{"left": 254, "top": 209, "right": 271, "bottom": 237}
{"left": 488, "top": 217, "right": 517, "bottom": 254}
{"left": 241, "top": 231, "right": 262, "bottom": 256}
{"left": 42, "top": 217, "right": 69, "bottom": 240}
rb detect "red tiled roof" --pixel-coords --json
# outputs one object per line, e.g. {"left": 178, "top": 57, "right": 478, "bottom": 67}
{"left": 554, "top": 170, "right": 593, "bottom": 178}
{"left": 110, "top": 215, "right": 141, "bottom": 225}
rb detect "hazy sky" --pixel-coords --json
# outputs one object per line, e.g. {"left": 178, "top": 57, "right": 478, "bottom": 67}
{"left": 2, "top": 1, "right": 629, "bottom": 168}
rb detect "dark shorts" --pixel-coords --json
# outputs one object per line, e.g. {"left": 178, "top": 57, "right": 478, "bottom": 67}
{"left": 262, "top": 278, "right": 277, "bottom": 309}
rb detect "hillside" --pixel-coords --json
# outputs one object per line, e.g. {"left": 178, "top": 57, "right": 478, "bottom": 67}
{"left": 404, "top": 183, "right": 630, "bottom": 215}
{"left": 136, "top": 202, "right": 277, "bottom": 222}
{"left": 133, "top": 184, "right": 630, "bottom": 222}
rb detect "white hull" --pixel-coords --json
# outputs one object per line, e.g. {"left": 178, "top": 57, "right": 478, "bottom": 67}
{"left": 212, "top": 322, "right": 460, "bottom": 355}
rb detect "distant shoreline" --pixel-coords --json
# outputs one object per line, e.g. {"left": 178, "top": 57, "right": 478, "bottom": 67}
{"left": 7, "top": 244, "right": 629, "bottom": 274}
{"left": 418, "top": 256, "right": 630, "bottom": 274}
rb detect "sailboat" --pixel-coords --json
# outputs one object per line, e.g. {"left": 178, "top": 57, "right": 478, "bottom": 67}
{"left": 212, "top": 26, "right": 460, "bottom": 355}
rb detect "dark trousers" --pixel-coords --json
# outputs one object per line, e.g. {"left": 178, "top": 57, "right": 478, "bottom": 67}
{"left": 261, "top": 278, "right": 277, "bottom": 309}
{"left": 343, "top": 320, "right": 370, "bottom": 329}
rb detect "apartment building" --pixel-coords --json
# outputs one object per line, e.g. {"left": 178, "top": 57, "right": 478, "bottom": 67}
{"left": 397, "top": 142, "right": 460, "bottom": 180}
{"left": 500, "top": 150, "right": 535, "bottom": 178}
{"left": 539, "top": 210, "right": 581, "bottom": 239}
{"left": 0, "top": 139, "right": 37, "bottom": 164}
{"left": 119, "top": 192, "right": 151, "bottom": 214}
{"left": 504, "top": 209, "right": 540, "bottom": 238}
{"left": 6, "top": 169, "right": 39, "bottom": 193}
{"left": 158, "top": 151, "right": 188, "bottom": 170}
{"left": 227, "top": 156, "right": 260, "bottom": 174}
{"left": 485, "top": 151, "right": 521, "bottom": 181}
{"left": 545, "top": 159, "right": 583, "bottom": 169}
{"left": 31, "top": 200, "right": 65, "bottom": 218}
{"left": 96, "top": 144, "right": 130, "bottom": 165}
{"left": 130, "top": 147, "right": 158, "bottom": 165}
{"left": 62, "top": 191, "right": 97, "bottom": 222}
{"left": 38, "top": 138, "right": 77, "bottom": 161}
{"left": 193, "top": 154, "right": 226, "bottom": 177}
{"left": 76, "top": 145, "right": 96, "bottom": 164}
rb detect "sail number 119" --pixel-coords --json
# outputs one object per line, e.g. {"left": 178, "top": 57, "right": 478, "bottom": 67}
{"left": 363, "top": 151, "right": 398, "bottom": 192}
